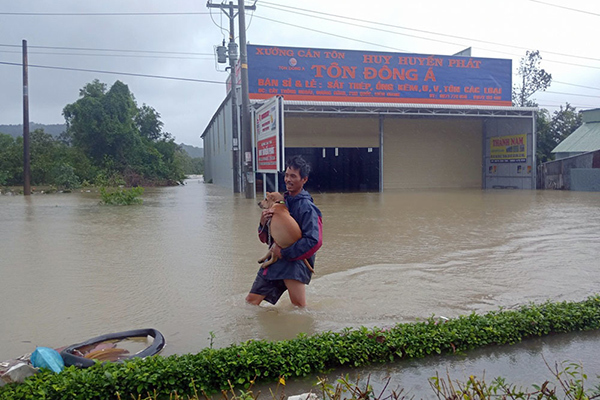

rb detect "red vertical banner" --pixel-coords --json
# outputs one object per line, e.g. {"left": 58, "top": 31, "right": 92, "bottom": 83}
{"left": 255, "top": 96, "right": 284, "bottom": 173}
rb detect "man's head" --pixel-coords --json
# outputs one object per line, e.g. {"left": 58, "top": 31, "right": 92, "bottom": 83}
{"left": 284, "top": 155, "right": 310, "bottom": 196}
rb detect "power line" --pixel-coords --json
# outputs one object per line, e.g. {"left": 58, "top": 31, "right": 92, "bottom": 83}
{"left": 544, "top": 90, "right": 600, "bottom": 99}
{"left": 259, "top": 3, "right": 472, "bottom": 52}
{"left": 0, "top": 61, "right": 224, "bottom": 84}
{"left": 0, "top": 11, "right": 210, "bottom": 16}
{"left": 0, "top": 5, "right": 596, "bottom": 98}
{"left": 258, "top": 1, "right": 600, "bottom": 64}
{"left": 553, "top": 80, "right": 600, "bottom": 91}
{"left": 251, "top": 15, "right": 407, "bottom": 52}
{"left": 253, "top": 13, "right": 600, "bottom": 73}
{"left": 529, "top": 0, "right": 600, "bottom": 17}
{"left": 538, "top": 103, "right": 597, "bottom": 109}
{"left": 0, "top": 50, "right": 213, "bottom": 61}
{"left": 3, "top": 3, "right": 598, "bottom": 64}
{"left": 1, "top": 59, "right": 596, "bottom": 101}
{"left": 252, "top": 8, "right": 600, "bottom": 72}
{"left": 0, "top": 43, "right": 212, "bottom": 56}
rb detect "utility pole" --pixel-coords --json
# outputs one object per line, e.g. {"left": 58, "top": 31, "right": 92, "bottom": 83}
{"left": 238, "top": 0, "right": 254, "bottom": 199}
{"left": 22, "top": 39, "right": 31, "bottom": 196}
{"left": 207, "top": 0, "right": 255, "bottom": 195}
{"left": 227, "top": 3, "right": 240, "bottom": 193}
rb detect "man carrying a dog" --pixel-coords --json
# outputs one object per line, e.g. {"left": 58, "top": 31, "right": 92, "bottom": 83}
{"left": 246, "top": 155, "right": 323, "bottom": 307}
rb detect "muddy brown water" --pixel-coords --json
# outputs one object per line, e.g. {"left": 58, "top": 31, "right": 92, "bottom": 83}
{"left": 1, "top": 180, "right": 599, "bottom": 396}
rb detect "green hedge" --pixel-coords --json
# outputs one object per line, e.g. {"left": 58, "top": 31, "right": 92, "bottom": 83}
{"left": 3, "top": 296, "right": 600, "bottom": 400}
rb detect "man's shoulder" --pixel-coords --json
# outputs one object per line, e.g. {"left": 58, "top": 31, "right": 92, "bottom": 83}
{"left": 297, "top": 192, "right": 322, "bottom": 216}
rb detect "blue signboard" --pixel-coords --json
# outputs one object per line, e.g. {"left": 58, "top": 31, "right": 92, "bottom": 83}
{"left": 247, "top": 44, "right": 512, "bottom": 106}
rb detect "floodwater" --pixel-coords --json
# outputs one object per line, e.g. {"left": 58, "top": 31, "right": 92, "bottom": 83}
{"left": 1, "top": 179, "right": 600, "bottom": 396}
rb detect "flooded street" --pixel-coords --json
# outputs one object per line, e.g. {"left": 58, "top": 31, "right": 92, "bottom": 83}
{"left": 1, "top": 180, "right": 600, "bottom": 395}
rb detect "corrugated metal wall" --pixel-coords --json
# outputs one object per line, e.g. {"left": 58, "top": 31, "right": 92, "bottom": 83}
{"left": 202, "top": 102, "right": 535, "bottom": 192}
{"left": 202, "top": 97, "right": 234, "bottom": 188}
{"left": 383, "top": 118, "right": 483, "bottom": 189}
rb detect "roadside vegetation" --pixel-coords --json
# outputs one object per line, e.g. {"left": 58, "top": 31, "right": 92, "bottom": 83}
{"left": 99, "top": 186, "right": 145, "bottom": 205}
{"left": 0, "top": 79, "right": 203, "bottom": 193}
{"left": 2, "top": 296, "right": 600, "bottom": 400}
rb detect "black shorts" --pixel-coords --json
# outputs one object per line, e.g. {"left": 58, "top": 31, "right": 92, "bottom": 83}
{"left": 249, "top": 273, "right": 288, "bottom": 305}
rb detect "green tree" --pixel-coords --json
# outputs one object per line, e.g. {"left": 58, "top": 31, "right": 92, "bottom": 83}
{"left": 63, "top": 79, "right": 111, "bottom": 164}
{"left": 551, "top": 103, "right": 582, "bottom": 143}
{"left": 136, "top": 104, "right": 169, "bottom": 142}
{"left": 513, "top": 50, "right": 552, "bottom": 107}
{"left": 536, "top": 103, "right": 582, "bottom": 165}
{"left": 0, "top": 133, "right": 22, "bottom": 186}
{"left": 0, "top": 128, "right": 94, "bottom": 188}
{"left": 63, "top": 79, "right": 185, "bottom": 186}
{"left": 30, "top": 128, "right": 59, "bottom": 185}
{"left": 535, "top": 109, "right": 553, "bottom": 165}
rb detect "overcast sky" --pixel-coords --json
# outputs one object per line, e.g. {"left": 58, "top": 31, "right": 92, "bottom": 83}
{"left": 1, "top": 0, "right": 598, "bottom": 147}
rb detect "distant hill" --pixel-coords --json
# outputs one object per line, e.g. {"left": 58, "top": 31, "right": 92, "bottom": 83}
{"left": 0, "top": 123, "right": 203, "bottom": 158}
{"left": 180, "top": 143, "right": 203, "bottom": 158}
{"left": 0, "top": 123, "right": 66, "bottom": 138}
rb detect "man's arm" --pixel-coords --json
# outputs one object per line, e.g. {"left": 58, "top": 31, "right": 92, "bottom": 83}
{"left": 281, "top": 205, "right": 322, "bottom": 261}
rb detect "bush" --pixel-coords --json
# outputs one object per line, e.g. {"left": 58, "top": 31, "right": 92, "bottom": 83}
{"left": 52, "top": 163, "right": 81, "bottom": 190}
{"left": 2, "top": 296, "right": 600, "bottom": 400}
{"left": 99, "top": 186, "right": 144, "bottom": 205}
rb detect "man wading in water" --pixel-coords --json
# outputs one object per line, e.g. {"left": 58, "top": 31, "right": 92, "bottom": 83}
{"left": 246, "top": 155, "right": 323, "bottom": 307}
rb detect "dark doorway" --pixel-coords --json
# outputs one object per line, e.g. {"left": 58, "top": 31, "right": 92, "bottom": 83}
{"left": 280, "top": 147, "right": 380, "bottom": 193}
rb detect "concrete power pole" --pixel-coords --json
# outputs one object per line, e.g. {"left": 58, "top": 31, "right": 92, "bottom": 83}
{"left": 22, "top": 40, "right": 31, "bottom": 196}
{"left": 238, "top": 0, "right": 254, "bottom": 199}
{"left": 207, "top": 0, "right": 255, "bottom": 195}
{"left": 227, "top": 3, "right": 240, "bottom": 193}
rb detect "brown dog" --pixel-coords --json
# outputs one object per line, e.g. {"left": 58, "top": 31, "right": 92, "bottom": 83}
{"left": 257, "top": 192, "right": 315, "bottom": 273}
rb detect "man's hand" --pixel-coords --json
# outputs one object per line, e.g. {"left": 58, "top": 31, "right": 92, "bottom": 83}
{"left": 260, "top": 209, "right": 274, "bottom": 226}
{"left": 271, "top": 244, "right": 282, "bottom": 258}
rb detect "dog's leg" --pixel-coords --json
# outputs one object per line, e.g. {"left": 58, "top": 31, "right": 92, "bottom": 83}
{"left": 302, "top": 259, "right": 315, "bottom": 274}
{"left": 258, "top": 251, "right": 270, "bottom": 264}
{"left": 261, "top": 252, "right": 278, "bottom": 268}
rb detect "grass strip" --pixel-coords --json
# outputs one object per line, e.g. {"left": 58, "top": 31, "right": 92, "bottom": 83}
{"left": 2, "top": 296, "right": 600, "bottom": 400}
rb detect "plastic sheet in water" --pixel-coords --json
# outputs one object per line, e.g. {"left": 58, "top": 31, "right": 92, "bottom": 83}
{"left": 31, "top": 347, "right": 64, "bottom": 373}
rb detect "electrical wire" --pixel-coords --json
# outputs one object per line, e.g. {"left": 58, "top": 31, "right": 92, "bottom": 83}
{"left": 6, "top": 56, "right": 595, "bottom": 102}
{"left": 208, "top": 5, "right": 228, "bottom": 40}
{"left": 0, "top": 11, "right": 210, "bottom": 16}
{"left": 0, "top": 43, "right": 213, "bottom": 56}
{"left": 544, "top": 90, "right": 600, "bottom": 99}
{"left": 259, "top": 3, "right": 471, "bottom": 52}
{"left": 258, "top": 1, "right": 600, "bottom": 64}
{"left": 0, "top": 60, "right": 224, "bottom": 84}
{"left": 1, "top": 3, "right": 597, "bottom": 102}
{"left": 252, "top": 13, "right": 600, "bottom": 72}
{"left": 0, "top": 50, "right": 213, "bottom": 61}
{"left": 251, "top": 15, "right": 407, "bottom": 52}
{"left": 529, "top": 0, "right": 600, "bottom": 17}
{"left": 553, "top": 81, "right": 600, "bottom": 91}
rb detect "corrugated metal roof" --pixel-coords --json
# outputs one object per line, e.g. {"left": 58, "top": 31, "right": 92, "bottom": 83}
{"left": 552, "top": 121, "right": 600, "bottom": 153}
{"left": 251, "top": 99, "right": 538, "bottom": 112}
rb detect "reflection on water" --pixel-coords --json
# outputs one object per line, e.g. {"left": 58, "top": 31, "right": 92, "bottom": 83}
{"left": 1, "top": 182, "right": 599, "bottom": 390}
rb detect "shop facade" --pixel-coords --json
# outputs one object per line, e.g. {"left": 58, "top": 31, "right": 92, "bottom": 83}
{"left": 201, "top": 45, "right": 536, "bottom": 194}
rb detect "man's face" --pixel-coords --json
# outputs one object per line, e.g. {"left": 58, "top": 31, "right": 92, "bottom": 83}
{"left": 284, "top": 167, "right": 308, "bottom": 195}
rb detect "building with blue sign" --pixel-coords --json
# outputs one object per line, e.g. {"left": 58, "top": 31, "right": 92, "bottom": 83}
{"left": 201, "top": 45, "right": 537, "bottom": 194}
